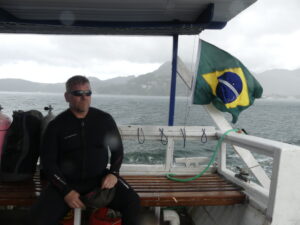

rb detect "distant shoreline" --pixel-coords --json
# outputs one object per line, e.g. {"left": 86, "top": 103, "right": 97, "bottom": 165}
{"left": 0, "top": 91, "right": 299, "bottom": 102}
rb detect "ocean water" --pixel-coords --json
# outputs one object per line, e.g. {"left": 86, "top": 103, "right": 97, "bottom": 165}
{"left": 1, "top": 91, "right": 300, "bottom": 176}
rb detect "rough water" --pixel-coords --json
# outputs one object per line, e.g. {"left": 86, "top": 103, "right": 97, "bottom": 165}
{"left": 1, "top": 91, "right": 300, "bottom": 177}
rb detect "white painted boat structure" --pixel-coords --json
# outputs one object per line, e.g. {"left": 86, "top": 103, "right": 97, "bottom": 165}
{"left": 1, "top": 0, "right": 300, "bottom": 224}
{"left": 117, "top": 111, "right": 300, "bottom": 225}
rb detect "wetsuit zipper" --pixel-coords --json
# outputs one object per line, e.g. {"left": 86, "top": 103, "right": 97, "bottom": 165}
{"left": 81, "top": 120, "right": 87, "bottom": 179}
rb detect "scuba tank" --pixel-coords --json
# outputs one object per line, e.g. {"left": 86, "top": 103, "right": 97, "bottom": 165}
{"left": 0, "top": 105, "right": 11, "bottom": 158}
{"left": 40, "top": 105, "right": 55, "bottom": 179}
{"left": 42, "top": 105, "right": 55, "bottom": 134}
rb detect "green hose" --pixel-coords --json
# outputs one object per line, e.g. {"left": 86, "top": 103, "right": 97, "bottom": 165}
{"left": 165, "top": 128, "right": 239, "bottom": 182}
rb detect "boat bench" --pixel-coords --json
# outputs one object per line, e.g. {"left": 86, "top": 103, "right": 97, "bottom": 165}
{"left": 0, "top": 172, "right": 245, "bottom": 207}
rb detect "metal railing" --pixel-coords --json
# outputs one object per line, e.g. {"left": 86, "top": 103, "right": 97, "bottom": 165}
{"left": 118, "top": 125, "right": 216, "bottom": 175}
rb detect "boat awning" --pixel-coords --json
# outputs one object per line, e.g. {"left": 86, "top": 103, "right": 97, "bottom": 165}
{"left": 0, "top": 0, "right": 256, "bottom": 35}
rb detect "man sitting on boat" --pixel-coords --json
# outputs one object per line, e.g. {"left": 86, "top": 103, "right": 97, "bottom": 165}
{"left": 26, "top": 75, "right": 140, "bottom": 225}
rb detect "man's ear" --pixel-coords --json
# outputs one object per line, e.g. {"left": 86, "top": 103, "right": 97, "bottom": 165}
{"left": 64, "top": 92, "right": 69, "bottom": 102}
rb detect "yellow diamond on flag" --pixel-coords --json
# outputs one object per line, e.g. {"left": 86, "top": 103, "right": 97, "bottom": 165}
{"left": 202, "top": 67, "right": 250, "bottom": 109}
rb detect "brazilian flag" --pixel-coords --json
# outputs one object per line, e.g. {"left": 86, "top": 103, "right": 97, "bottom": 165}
{"left": 193, "top": 40, "right": 263, "bottom": 123}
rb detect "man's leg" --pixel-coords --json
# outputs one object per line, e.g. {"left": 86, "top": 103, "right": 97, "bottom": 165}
{"left": 108, "top": 177, "right": 141, "bottom": 225}
{"left": 25, "top": 184, "right": 70, "bottom": 225}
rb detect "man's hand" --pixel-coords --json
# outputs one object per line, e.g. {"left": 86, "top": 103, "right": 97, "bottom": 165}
{"left": 101, "top": 173, "right": 118, "bottom": 189}
{"left": 64, "top": 190, "right": 85, "bottom": 209}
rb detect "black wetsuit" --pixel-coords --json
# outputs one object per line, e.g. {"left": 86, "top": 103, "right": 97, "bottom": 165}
{"left": 27, "top": 107, "right": 140, "bottom": 225}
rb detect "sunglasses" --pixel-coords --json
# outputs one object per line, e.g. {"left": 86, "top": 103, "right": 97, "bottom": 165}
{"left": 70, "top": 90, "right": 92, "bottom": 97}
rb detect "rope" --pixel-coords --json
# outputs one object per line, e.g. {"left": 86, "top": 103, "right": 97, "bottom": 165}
{"left": 165, "top": 128, "right": 239, "bottom": 182}
{"left": 180, "top": 128, "right": 186, "bottom": 148}
{"left": 137, "top": 128, "right": 145, "bottom": 144}
{"left": 201, "top": 128, "right": 207, "bottom": 143}
{"left": 159, "top": 128, "right": 168, "bottom": 145}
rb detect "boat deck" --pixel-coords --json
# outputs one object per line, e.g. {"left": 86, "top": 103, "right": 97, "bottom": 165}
{"left": 0, "top": 172, "right": 245, "bottom": 207}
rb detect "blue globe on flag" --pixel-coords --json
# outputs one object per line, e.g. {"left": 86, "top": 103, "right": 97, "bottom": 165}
{"left": 216, "top": 72, "right": 243, "bottom": 104}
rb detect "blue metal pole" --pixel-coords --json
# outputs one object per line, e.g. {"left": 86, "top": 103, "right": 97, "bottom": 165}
{"left": 168, "top": 34, "right": 178, "bottom": 126}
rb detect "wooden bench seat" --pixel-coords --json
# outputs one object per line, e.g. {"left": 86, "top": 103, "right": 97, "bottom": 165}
{"left": 0, "top": 172, "right": 245, "bottom": 207}
{"left": 123, "top": 174, "right": 245, "bottom": 206}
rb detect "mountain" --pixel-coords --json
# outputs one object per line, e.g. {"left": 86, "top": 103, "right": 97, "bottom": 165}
{"left": 92, "top": 62, "right": 190, "bottom": 96}
{"left": 254, "top": 69, "right": 300, "bottom": 97}
{"left": 0, "top": 64, "right": 300, "bottom": 98}
{"left": 0, "top": 78, "right": 65, "bottom": 92}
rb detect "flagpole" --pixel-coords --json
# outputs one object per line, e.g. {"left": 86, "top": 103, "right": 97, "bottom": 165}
{"left": 168, "top": 34, "right": 178, "bottom": 126}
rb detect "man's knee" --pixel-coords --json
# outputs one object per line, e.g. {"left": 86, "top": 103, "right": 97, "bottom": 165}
{"left": 116, "top": 188, "right": 140, "bottom": 213}
{"left": 130, "top": 191, "right": 141, "bottom": 210}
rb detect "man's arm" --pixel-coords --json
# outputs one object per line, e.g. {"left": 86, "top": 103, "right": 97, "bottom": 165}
{"left": 41, "top": 121, "right": 72, "bottom": 196}
{"left": 41, "top": 121, "right": 85, "bottom": 208}
{"left": 106, "top": 114, "right": 124, "bottom": 176}
{"left": 102, "top": 115, "right": 124, "bottom": 188}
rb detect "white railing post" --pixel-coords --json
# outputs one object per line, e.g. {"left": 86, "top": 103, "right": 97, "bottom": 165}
{"left": 218, "top": 142, "right": 227, "bottom": 172}
{"left": 266, "top": 148, "right": 300, "bottom": 224}
{"left": 74, "top": 208, "right": 81, "bottom": 225}
{"left": 165, "top": 138, "right": 174, "bottom": 171}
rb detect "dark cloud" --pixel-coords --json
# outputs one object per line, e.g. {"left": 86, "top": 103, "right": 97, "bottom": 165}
{"left": 0, "top": 0, "right": 300, "bottom": 82}
{"left": 0, "top": 34, "right": 173, "bottom": 67}
{"left": 44, "top": 35, "right": 173, "bottom": 65}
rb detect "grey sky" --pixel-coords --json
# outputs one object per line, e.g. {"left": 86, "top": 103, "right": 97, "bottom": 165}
{"left": 0, "top": 0, "right": 299, "bottom": 83}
